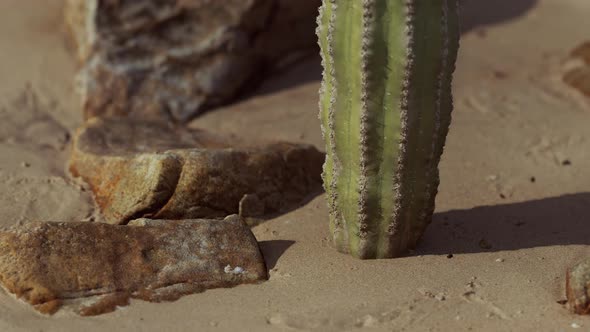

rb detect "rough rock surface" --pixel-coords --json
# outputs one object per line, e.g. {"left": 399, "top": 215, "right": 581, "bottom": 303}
{"left": 69, "top": 117, "right": 324, "bottom": 224}
{"left": 0, "top": 215, "right": 267, "bottom": 316}
{"left": 64, "top": 0, "right": 321, "bottom": 123}
{"left": 563, "top": 41, "right": 590, "bottom": 98}
{"left": 566, "top": 259, "right": 590, "bottom": 315}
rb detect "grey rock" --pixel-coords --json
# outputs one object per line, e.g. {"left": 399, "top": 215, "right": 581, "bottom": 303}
{"left": 64, "top": 0, "right": 321, "bottom": 123}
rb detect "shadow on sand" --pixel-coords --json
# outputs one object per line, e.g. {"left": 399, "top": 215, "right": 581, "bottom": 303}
{"left": 460, "top": 0, "right": 538, "bottom": 34}
{"left": 417, "top": 193, "right": 590, "bottom": 255}
{"left": 246, "top": 0, "right": 544, "bottom": 264}
{"left": 258, "top": 240, "right": 296, "bottom": 271}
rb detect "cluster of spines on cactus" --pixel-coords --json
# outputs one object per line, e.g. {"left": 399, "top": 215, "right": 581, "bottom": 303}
{"left": 317, "top": 0, "right": 460, "bottom": 259}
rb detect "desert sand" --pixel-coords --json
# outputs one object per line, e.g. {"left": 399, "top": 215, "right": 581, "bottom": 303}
{"left": 0, "top": 0, "right": 589, "bottom": 331}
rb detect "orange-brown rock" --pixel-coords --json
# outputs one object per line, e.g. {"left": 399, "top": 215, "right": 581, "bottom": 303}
{"left": 69, "top": 117, "right": 324, "bottom": 224}
{"left": 564, "top": 68, "right": 590, "bottom": 98}
{"left": 64, "top": 0, "right": 321, "bottom": 123}
{"left": 563, "top": 41, "right": 590, "bottom": 98}
{"left": 0, "top": 215, "right": 267, "bottom": 316}
{"left": 571, "top": 41, "right": 590, "bottom": 65}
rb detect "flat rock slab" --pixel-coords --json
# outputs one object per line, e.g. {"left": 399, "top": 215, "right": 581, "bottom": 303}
{"left": 567, "top": 259, "right": 590, "bottom": 314}
{"left": 69, "top": 117, "right": 324, "bottom": 224}
{"left": 0, "top": 215, "right": 267, "bottom": 316}
{"left": 65, "top": 0, "right": 320, "bottom": 122}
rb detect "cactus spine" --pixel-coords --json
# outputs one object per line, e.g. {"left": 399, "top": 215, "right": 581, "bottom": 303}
{"left": 317, "top": 0, "right": 460, "bottom": 259}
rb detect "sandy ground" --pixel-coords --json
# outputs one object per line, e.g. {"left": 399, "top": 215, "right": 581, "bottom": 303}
{"left": 0, "top": 0, "right": 589, "bottom": 331}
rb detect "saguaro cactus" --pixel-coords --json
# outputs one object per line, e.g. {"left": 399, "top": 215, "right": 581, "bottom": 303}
{"left": 317, "top": 0, "right": 460, "bottom": 259}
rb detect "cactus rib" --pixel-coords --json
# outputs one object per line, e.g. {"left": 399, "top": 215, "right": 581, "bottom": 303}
{"left": 318, "top": 0, "right": 460, "bottom": 259}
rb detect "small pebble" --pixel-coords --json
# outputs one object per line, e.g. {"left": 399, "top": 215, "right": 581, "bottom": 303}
{"left": 492, "top": 70, "right": 508, "bottom": 79}
{"left": 495, "top": 258, "right": 504, "bottom": 263}
{"left": 562, "top": 159, "right": 572, "bottom": 166}
{"left": 447, "top": 254, "right": 454, "bottom": 259}
{"left": 530, "top": 176, "right": 536, "bottom": 183}
{"left": 571, "top": 322, "right": 581, "bottom": 329}
{"left": 21, "top": 162, "right": 30, "bottom": 168}
{"left": 476, "top": 29, "right": 487, "bottom": 38}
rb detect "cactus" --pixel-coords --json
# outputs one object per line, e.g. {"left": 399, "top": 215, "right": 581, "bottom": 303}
{"left": 317, "top": 0, "right": 460, "bottom": 259}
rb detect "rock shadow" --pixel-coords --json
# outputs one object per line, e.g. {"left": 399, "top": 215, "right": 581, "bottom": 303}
{"left": 417, "top": 193, "right": 590, "bottom": 255}
{"left": 258, "top": 240, "right": 296, "bottom": 271}
{"left": 246, "top": 190, "right": 324, "bottom": 228}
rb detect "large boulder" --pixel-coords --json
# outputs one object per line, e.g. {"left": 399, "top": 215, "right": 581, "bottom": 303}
{"left": 64, "top": 0, "right": 321, "bottom": 123}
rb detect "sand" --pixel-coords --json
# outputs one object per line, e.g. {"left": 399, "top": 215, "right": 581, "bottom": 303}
{"left": 0, "top": 0, "right": 589, "bottom": 331}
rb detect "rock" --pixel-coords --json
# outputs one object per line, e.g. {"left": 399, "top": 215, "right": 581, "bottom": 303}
{"left": 0, "top": 215, "right": 267, "bottom": 316}
{"left": 64, "top": 0, "right": 321, "bottom": 123}
{"left": 572, "top": 41, "right": 590, "bottom": 65}
{"left": 564, "top": 67, "right": 590, "bottom": 98}
{"left": 563, "top": 41, "right": 590, "bottom": 98}
{"left": 566, "top": 259, "right": 590, "bottom": 314}
{"left": 239, "top": 194, "right": 265, "bottom": 218}
{"left": 69, "top": 117, "right": 324, "bottom": 224}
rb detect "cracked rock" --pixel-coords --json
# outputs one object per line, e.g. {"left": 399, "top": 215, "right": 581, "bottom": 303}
{"left": 69, "top": 117, "right": 324, "bottom": 224}
{"left": 64, "top": 0, "right": 321, "bottom": 123}
{"left": 0, "top": 215, "right": 267, "bottom": 316}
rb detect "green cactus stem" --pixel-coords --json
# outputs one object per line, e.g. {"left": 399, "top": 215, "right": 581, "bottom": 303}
{"left": 317, "top": 0, "right": 460, "bottom": 259}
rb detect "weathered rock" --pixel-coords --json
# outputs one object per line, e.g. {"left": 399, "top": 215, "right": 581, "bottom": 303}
{"left": 64, "top": 0, "right": 321, "bottom": 123}
{"left": 563, "top": 41, "right": 590, "bottom": 98}
{"left": 0, "top": 215, "right": 267, "bottom": 316}
{"left": 564, "top": 67, "right": 590, "bottom": 98}
{"left": 566, "top": 259, "right": 590, "bottom": 314}
{"left": 69, "top": 117, "right": 324, "bottom": 224}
